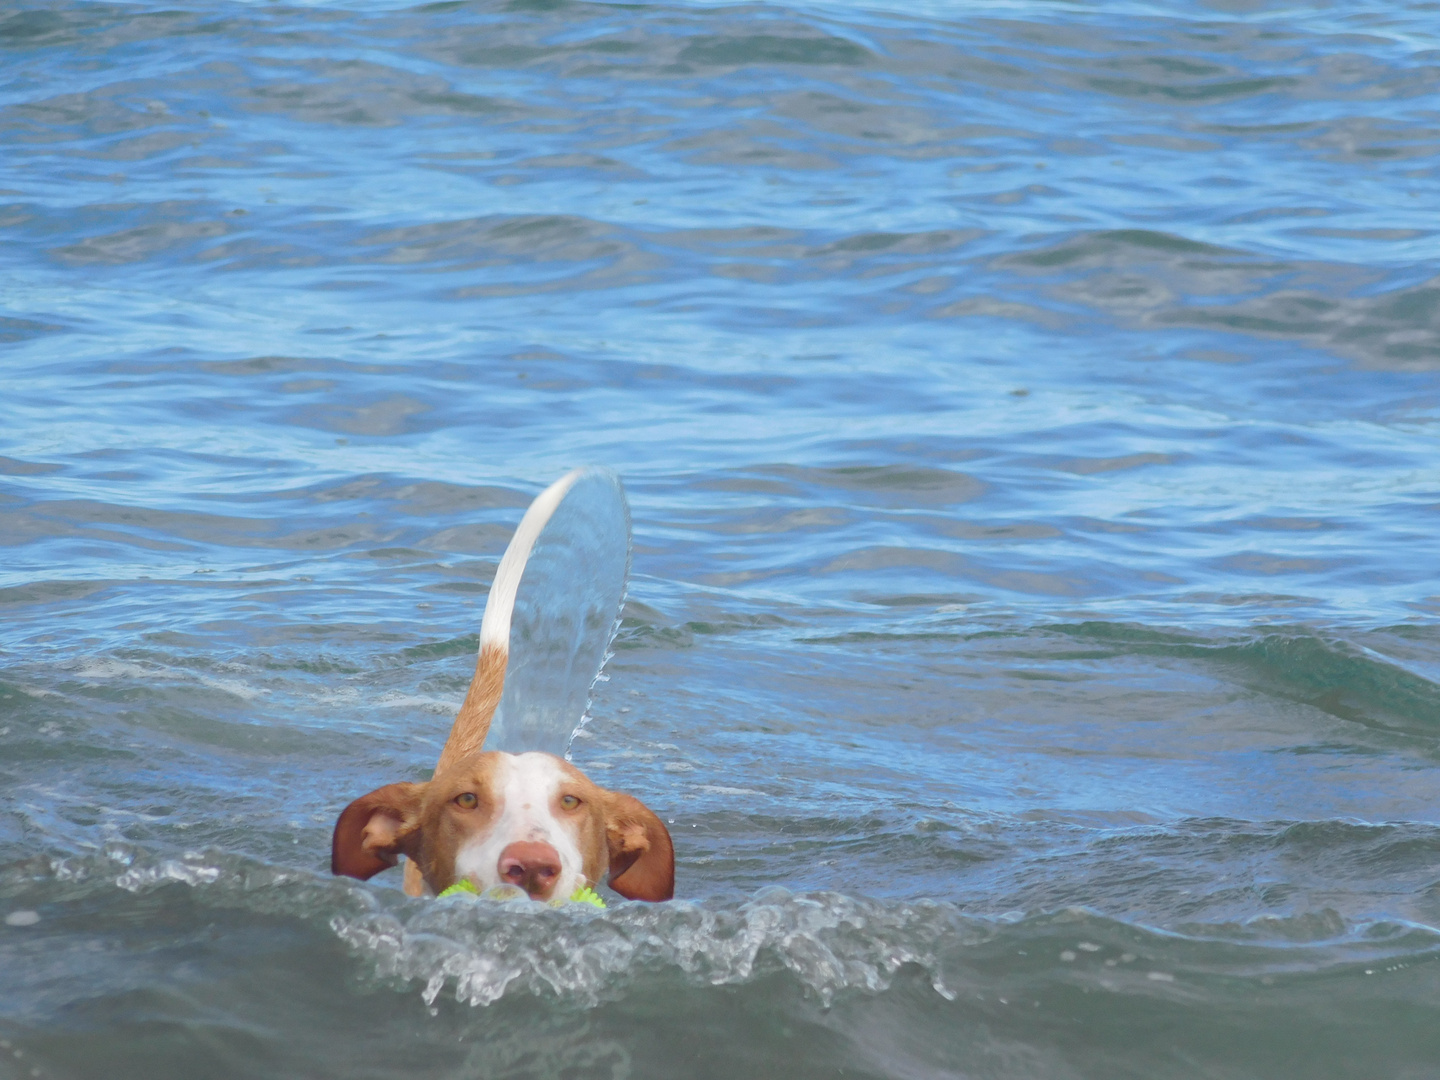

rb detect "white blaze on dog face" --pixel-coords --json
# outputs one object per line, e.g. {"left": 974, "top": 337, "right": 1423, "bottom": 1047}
{"left": 450, "top": 752, "right": 601, "bottom": 901}
{"left": 331, "top": 748, "right": 675, "bottom": 901}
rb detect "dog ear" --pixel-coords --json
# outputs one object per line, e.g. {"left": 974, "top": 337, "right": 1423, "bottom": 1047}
{"left": 601, "top": 790, "right": 674, "bottom": 901}
{"left": 331, "top": 782, "right": 424, "bottom": 880}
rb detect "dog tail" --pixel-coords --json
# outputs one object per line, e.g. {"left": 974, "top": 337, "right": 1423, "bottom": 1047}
{"left": 432, "top": 469, "right": 587, "bottom": 776}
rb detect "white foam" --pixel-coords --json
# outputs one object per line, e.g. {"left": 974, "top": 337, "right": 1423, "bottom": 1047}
{"left": 74, "top": 658, "right": 154, "bottom": 682}
{"left": 332, "top": 889, "right": 967, "bottom": 1009}
{"left": 117, "top": 859, "right": 222, "bottom": 890}
{"left": 70, "top": 657, "right": 268, "bottom": 701}
{"left": 196, "top": 675, "right": 269, "bottom": 701}
{"left": 372, "top": 690, "right": 461, "bottom": 715}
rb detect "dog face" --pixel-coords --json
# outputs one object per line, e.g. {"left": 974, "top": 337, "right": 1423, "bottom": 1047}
{"left": 331, "top": 751, "right": 674, "bottom": 902}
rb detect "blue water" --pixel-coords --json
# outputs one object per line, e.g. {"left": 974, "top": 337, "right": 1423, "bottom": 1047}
{"left": 2, "top": 1, "right": 1439, "bottom": 1076}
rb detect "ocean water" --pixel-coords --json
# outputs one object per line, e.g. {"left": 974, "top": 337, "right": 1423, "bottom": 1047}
{"left": 2, "top": 0, "right": 1440, "bottom": 1075}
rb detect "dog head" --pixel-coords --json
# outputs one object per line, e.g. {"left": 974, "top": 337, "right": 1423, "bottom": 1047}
{"left": 331, "top": 751, "right": 674, "bottom": 902}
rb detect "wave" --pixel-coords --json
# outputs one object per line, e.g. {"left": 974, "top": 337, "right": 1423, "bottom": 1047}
{"left": 798, "top": 621, "right": 1440, "bottom": 741}
{"left": 1048, "top": 622, "right": 1440, "bottom": 740}
{"left": 335, "top": 887, "right": 969, "bottom": 1010}
{"left": 6, "top": 846, "right": 1436, "bottom": 1016}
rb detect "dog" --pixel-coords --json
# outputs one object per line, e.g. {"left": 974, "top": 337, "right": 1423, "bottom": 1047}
{"left": 330, "top": 474, "right": 674, "bottom": 903}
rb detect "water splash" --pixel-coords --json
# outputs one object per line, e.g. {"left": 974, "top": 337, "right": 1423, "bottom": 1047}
{"left": 335, "top": 887, "right": 968, "bottom": 1009}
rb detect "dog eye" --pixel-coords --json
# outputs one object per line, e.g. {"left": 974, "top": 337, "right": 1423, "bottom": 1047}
{"left": 454, "top": 792, "right": 478, "bottom": 810}
{"left": 560, "top": 795, "right": 581, "bottom": 810}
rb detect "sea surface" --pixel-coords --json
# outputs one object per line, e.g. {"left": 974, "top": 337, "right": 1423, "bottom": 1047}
{"left": 3, "top": 0, "right": 1440, "bottom": 1076}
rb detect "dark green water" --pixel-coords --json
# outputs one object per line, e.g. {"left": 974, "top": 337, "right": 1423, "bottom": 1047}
{"left": 2, "top": 0, "right": 1439, "bottom": 1076}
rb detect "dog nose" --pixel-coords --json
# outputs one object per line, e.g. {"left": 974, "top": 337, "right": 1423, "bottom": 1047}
{"left": 497, "top": 841, "right": 561, "bottom": 899}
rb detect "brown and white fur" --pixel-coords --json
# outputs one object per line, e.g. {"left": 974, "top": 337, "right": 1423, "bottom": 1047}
{"left": 330, "top": 471, "right": 673, "bottom": 903}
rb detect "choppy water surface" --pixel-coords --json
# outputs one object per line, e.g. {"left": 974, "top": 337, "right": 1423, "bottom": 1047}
{"left": 3, "top": 0, "right": 1440, "bottom": 1075}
